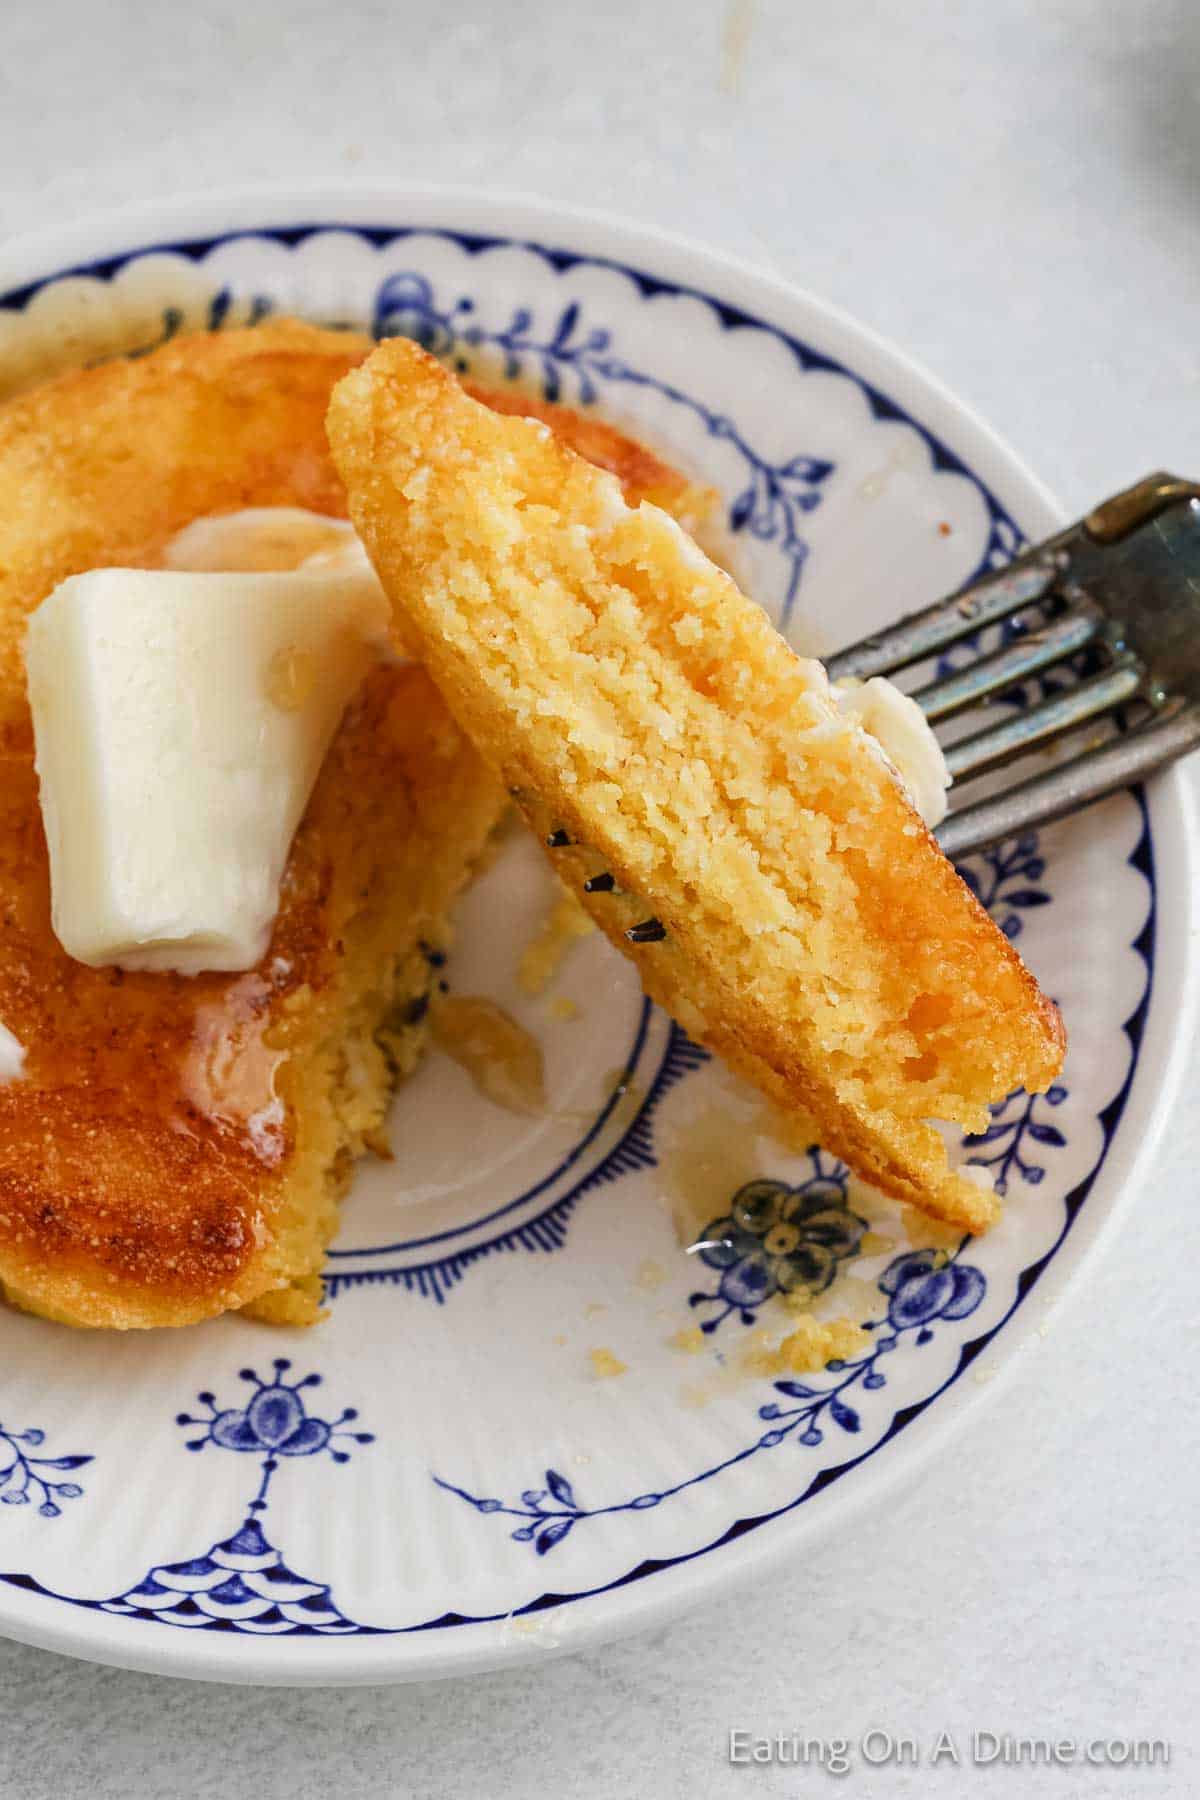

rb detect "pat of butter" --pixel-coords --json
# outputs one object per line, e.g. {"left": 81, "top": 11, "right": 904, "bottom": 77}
{"left": 26, "top": 567, "right": 389, "bottom": 974}
{"left": 834, "top": 675, "right": 951, "bottom": 827}
{"left": 165, "top": 506, "right": 391, "bottom": 636}
{"left": 164, "top": 507, "right": 360, "bottom": 572}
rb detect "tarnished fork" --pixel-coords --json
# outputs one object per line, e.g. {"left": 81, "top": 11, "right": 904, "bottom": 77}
{"left": 824, "top": 473, "right": 1200, "bottom": 858}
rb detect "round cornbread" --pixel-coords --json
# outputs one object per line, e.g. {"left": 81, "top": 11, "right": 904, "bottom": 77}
{"left": 0, "top": 321, "right": 721, "bottom": 1329}
{"left": 0, "top": 322, "right": 508, "bottom": 1329}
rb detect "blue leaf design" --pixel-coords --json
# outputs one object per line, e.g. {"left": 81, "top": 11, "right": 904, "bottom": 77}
{"left": 1027, "top": 1123, "right": 1066, "bottom": 1146}
{"left": 729, "top": 488, "right": 754, "bottom": 533}
{"left": 774, "top": 1381, "right": 817, "bottom": 1399}
{"left": 552, "top": 302, "right": 580, "bottom": 348}
{"left": 35, "top": 1455, "right": 92, "bottom": 1471}
{"left": 781, "top": 455, "right": 834, "bottom": 481}
{"left": 545, "top": 1469, "right": 576, "bottom": 1508}
{"left": 1004, "top": 890, "right": 1051, "bottom": 908}
{"left": 535, "top": 1518, "right": 574, "bottom": 1554}
{"left": 830, "top": 1400, "right": 860, "bottom": 1433}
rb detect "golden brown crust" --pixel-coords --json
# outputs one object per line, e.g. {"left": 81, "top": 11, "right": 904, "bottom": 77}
{"left": 464, "top": 380, "right": 719, "bottom": 534}
{"left": 0, "top": 321, "right": 715, "bottom": 1327}
{"left": 328, "top": 338, "right": 1066, "bottom": 1233}
{"left": 0, "top": 323, "right": 507, "bottom": 1328}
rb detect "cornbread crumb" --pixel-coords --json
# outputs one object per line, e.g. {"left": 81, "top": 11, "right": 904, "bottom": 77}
{"left": 362, "top": 1126, "right": 394, "bottom": 1162}
{"left": 746, "top": 1316, "right": 871, "bottom": 1376}
{"left": 900, "top": 1204, "right": 965, "bottom": 1252}
{"left": 517, "top": 886, "right": 595, "bottom": 996}
{"left": 635, "top": 1258, "right": 667, "bottom": 1292}
{"left": 589, "top": 1346, "right": 628, "bottom": 1379}
{"left": 669, "top": 1326, "right": 706, "bottom": 1355}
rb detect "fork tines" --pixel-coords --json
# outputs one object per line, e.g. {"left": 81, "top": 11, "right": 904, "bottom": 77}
{"left": 825, "top": 472, "right": 1200, "bottom": 858}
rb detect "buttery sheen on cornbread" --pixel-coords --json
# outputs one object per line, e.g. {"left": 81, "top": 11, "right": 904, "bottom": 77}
{"left": 328, "top": 338, "right": 1065, "bottom": 1232}
{"left": 0, "top": 323, "right": 505, "bottom": 1329}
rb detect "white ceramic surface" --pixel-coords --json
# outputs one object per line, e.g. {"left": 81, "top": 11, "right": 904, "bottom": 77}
{"left": 0, "top": 187, "right": 1192, "bottom": 1686}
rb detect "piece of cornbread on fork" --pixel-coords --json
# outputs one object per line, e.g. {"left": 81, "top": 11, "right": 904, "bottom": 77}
{"left": 329, "top": 337, "right": 1065, "bottom": 1232}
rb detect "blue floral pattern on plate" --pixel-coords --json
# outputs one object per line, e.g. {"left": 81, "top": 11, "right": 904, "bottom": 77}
{"left": 689, "top": 1156, "right": 864, "bottom": 1333}
{"left": 370, "top": 273, "right": 834, "bottom": 629}
{"left": 435, "top": 1248, "right": 986, "bottom": 1557}
{"left": 0, "top": 217, "right": 1156, "bottom": 1673}
{"left": 0, "top": 1421, "right": 91, "bottom": 1520}
{"left": 102, "top": 1363, "right": 373, "bottom": 1635}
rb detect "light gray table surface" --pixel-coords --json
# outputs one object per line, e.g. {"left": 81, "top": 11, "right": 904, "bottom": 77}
{"left": 1, "top": 2, "right": 1197, "bottom": 1795}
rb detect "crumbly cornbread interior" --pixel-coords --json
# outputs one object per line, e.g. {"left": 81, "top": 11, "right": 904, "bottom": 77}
{"left": 329, "top": 338, "right": 1065, "bottom": 1232}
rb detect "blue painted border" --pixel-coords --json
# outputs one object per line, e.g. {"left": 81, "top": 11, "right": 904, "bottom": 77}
{"left": 0, "top": 222, "right": 1156, "bottom": 1641}
{"left": 329, "top": 998, "right": 657, "bottom": 1265}
{"left": 0, "top": 222, "right": 1017, "bottom": 584}
{"left": 326, "top": 1016, "right": 708, "bottom": 1303}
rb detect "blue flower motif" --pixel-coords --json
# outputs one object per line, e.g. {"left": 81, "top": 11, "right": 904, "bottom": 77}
{"left": 691, "top": 1170, "right": 865, "bottom": 1332}
{"left": 84, "top": 1361, "right": 379, "bottom": 1634}
{"left": 878, "top": 1250, "right": 986, "bottom": 1340}
{"left": 177, "top": 1360, "right": 373, "bottom": 1465}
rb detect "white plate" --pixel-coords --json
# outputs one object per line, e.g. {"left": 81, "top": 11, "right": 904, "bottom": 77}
{"left": 0, "top": 185, "right": 1193, "bottom": 1686}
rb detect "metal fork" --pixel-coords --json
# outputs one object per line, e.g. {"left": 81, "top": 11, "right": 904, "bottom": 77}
{"left": 824, "top": 473, "right": 1200, "bottom": 858}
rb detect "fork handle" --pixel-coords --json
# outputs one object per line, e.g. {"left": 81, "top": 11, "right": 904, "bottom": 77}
{"left": 935, "top": 702, "right": 1200, "bottom": 860}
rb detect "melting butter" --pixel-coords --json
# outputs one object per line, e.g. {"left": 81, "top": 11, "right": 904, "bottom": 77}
{"left": 264, "top": 645, "right": 318, "bottom": 713}
{"left": 834, "top": 675, "right": 951, "bottom": 827}
{"left": 432, "top": 994, "right": 546, "bottom": 1117}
